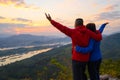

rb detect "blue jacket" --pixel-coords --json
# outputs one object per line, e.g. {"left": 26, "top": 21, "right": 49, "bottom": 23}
{"left": 76, "top": 23, "right": 107, "bottom": 61}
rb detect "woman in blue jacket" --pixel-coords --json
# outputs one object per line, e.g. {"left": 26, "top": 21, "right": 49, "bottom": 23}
{"left": 75, "top": 22, "right": 108, "bottom": 80}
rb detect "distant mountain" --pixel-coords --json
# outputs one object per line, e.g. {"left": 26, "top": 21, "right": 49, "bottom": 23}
{"left": 0, "top": 34, "right": 71, "bottom": 48}
{"left": 101, "top": 33, "right": 120, "bottom": 59}
{"left": 0, "top": 33, "right": 119, "bottom": 58}
{"left": 0, "top": 34, "right": 11, "bottom": 38}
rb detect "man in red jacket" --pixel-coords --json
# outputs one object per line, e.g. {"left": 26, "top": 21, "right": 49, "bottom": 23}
{"left": 45, "top": 13, "right": 102, "bottom": 80}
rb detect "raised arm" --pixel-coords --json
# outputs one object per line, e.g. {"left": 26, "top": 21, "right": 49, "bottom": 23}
{"left": 99, "top": 22, "right": 109, "bottom": 33}
{"left": 45, "top": 13, "right": 72, "bottom": 37}
{"left": 86, "top": 22, "right": 109, "bottom": 41}
{"left": 75, "top": 39, "right": 95, "bottom": 53}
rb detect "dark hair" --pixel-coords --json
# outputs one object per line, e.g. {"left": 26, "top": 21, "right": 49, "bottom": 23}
{"left": 75, "top": 18, "right": 83, "bottom": 27}
{"left": 86, "top": 23, "right": 96, "bottom": 32}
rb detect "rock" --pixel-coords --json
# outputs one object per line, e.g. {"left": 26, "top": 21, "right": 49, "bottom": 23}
{"left": 100, "top": 74, "right": 120, "bottom": 80}
{"left": 100, "top": 74, "right": 110, "bottom": 80}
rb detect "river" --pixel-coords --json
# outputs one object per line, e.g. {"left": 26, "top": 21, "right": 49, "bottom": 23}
{"left": 0, "top": 48, "right": 52, "bottom": 66}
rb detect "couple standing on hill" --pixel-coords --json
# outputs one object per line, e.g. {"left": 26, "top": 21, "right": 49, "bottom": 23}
{"left": 45, "top": 13, "right": 108, "bottom": 80}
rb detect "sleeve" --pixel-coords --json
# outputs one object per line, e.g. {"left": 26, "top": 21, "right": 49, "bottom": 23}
{"left": 75, "top": 39, "right": 95, "bottom": 54}
{"left": 86, "top": 29, "right": 102, "bottom": 41}
{"left": 99, "top": 23, "right": 107, "bottom": 33}
{"left": 50, "top": 20, "right": 72, "bottom": 37}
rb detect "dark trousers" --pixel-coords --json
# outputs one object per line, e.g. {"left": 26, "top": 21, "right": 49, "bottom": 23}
{"left": 88, "top": 59, "right": 102, "bottom": 80}
{"left": 72, "top": 60, "right": 87, "bottom": 80}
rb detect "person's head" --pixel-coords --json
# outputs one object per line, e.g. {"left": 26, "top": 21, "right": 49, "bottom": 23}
{"left": 86, "top": 23, "right": 96, "bottom": 32}
{"left": 75, "top": 18, "right": 83, "bottom": 27}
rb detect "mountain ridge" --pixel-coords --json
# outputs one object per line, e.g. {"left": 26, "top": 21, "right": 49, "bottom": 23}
{"left": 0, "top": 34, "right": 70, "bottom": 48}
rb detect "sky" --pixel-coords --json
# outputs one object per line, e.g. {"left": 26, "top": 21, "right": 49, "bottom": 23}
{"left": 0, "top": 0, "right": 120, "bottom": 37}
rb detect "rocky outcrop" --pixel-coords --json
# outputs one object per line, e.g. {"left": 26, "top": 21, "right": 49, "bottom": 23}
{"left": 100, "top": 74, "right": 120, "bottom": 80}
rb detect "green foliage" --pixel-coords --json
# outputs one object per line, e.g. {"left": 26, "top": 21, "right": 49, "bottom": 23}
{"left": 100, "top": 59, "right": 120, "bottom": 78}
{"left": 50, "top": 59, "right": 72, "bottom": 80}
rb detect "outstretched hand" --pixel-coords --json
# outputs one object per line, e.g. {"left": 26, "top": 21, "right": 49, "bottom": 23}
{"left": 45, "top": 13, "right": 52, "bottom": 21}
{"left": 104, "top": 22, "right": 109, "bottom": 25}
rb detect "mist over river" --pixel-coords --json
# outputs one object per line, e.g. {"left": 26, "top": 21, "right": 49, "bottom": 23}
{"left": 0, "top": 48, "right": 52, "bottom": 66}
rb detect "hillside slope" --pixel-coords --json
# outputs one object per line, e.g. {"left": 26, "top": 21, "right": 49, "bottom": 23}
{"left": 0, "top": 33, "right": 120, "bottom": 80}
{"left": 0, "top": 44, "right": 72, "bottom": 80}
{"left": 101, "top": 33, "right": 120, "bottom": 59}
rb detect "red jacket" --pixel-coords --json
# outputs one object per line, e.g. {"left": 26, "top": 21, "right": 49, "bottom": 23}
{"left": 51, "top": 20, "right": 102, "bottom": 62}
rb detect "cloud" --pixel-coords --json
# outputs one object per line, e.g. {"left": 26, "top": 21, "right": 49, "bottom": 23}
{"left": 0, "top": 25, "right": 59, "bottom": 35}
{"left": 13, "top": 18, "right": 32, "bottom": 22}
{"left": 102, "top": 4, "right": 119, "bottom": 12}
{"left": 0, "top": 0, "right": 40, "bottom": 9}
{"left": 0, "top": 22, "right": 63, "bottom": 35}
{"left": 0, "top": 16, "right": 47, "bottom": 27}
{"left": 12, "top": 26, "right": 63, "bottom": 35}
{"left": 0, "top": 23, "right": 26, "bottom": 28}
{"left": 96, "top": 4, "right": 120, "bottom": 20}
{"left": 0, "top": 16, "right": 32, "bottom": 25}
{"left": 96, "top": 11, "right": 120, "bottom": 20}
{"left": 0, "top": 0, "right": 23, "bottom": 6}
{"left": 0, "top": 16, "right": 6, "bottom": 19}
{"left": 0, "top": 23, "right": 26, "bottom": 34}
{"left": 85, "top": 3, "right": 120, "bottom": 29}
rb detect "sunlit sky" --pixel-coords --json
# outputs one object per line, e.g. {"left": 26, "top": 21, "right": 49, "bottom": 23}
{"left": 0, "top": 0, "right": 120, "bottom": 37}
